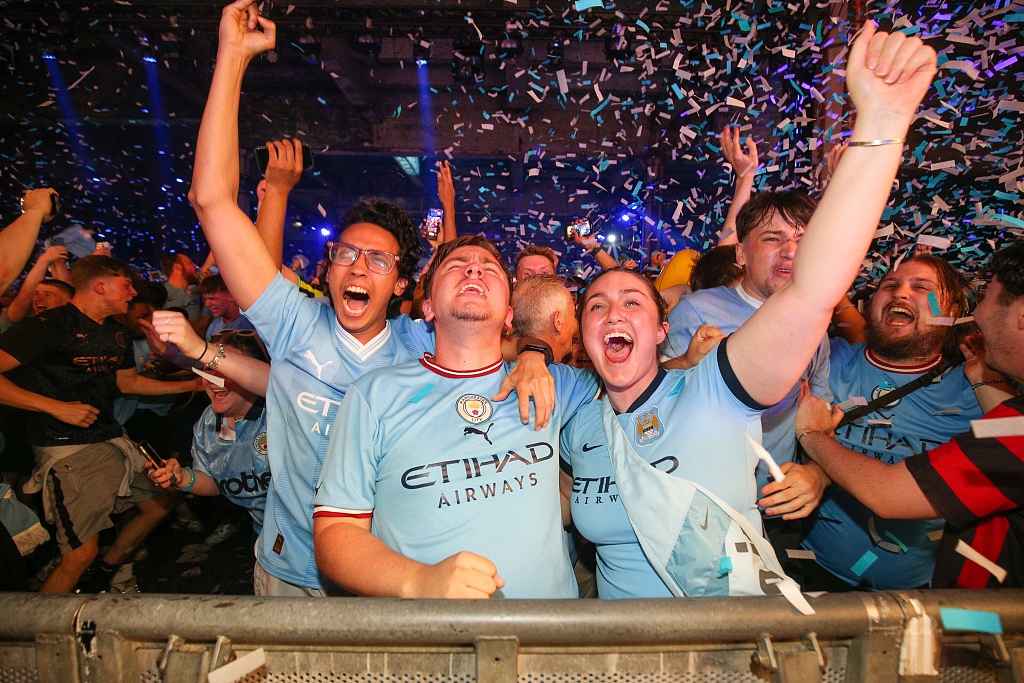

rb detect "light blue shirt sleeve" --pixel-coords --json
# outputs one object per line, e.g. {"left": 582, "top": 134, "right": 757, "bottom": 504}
{"left": 390, "top": 314, "right": 436, "bottom": 357}
{"left": 242, "top": 272, "right": 324, "bottom": 361}
{"left": 551, "top": 364, "right": 600, "bottom": 422}
{"left": 663, "top": 296, "right": 703, "bottom": 359}
{"left": 314, "top": 383, "right": 379, "bottom": 513}
{"left": 808, "top": 336, "right": 833, "bottom": 401}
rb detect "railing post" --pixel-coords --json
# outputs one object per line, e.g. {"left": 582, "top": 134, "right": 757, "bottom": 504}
{"left": 34, "top": 634, "right": 79, "bottom": 683}
{"left": 475, "top": 637, "right": 519, "bottom": 683}
{"left": 845, "top": 593, "right": 905, "bottom": 683}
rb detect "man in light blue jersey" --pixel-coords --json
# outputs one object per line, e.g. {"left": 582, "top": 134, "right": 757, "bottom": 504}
{"left": 801, "top": 255, "right": 988, "bottom": 590}
{"left": 186, "top": 0, "right": 555, "bottom": 596}
{"left": 313, "top": 236, "right": 598, "bottom": 598}
{"left": 662, "top": 192, "right": 833, "bottom": 571}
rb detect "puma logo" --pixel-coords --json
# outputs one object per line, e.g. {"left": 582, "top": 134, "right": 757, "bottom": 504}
{"left": 303, "top": 350, "right": 333, "bottom": 380}
{"left": 463, "top": 422, "right": 494, "bottom": 445}
{"left": 699, "top": 510, "right": 709, "bottom": 531}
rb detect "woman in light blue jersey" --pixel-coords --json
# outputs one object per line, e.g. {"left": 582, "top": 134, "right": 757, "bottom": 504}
{"left": 561, "top": 23, "right": 940, "bottom": 598}
{"left": 146, "top": 329, "right": 272, "bottom": 542}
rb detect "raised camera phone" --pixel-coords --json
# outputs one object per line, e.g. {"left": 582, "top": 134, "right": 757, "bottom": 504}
{"left": 255, "top": 143, "right": 313, "bottom": 175}
{"left": 423, "top": 208, "right": 444, "bottom": 241}
{"left": 564, "top": 217, "right": 593, "bottom": 241}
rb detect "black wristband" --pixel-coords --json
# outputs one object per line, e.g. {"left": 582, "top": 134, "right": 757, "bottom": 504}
{"left": 521, "top": 343, "right": 554, "bottom": 365}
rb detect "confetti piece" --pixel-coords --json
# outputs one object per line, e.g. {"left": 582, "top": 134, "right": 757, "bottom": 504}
{"left": 317, "top": 204, "right": 327, "bottom": 217}
{"left": 786, "top": 548, "right": 815, "bottom": 560}
{"left": 574, "top": 0, "right": 603, "bottom": 10}
{"left": 837, "top": 397, "right": 867, "bottom": 412}
{"left": 744, "top": 432, "right": 784, "bottom": 483}
{"left": 926, "top": 317, "right": 955, "bottom": 326}
{"left": 927, "top": 292, "right": 941, "bottom": 316}
{"left": 192, "top": 368, "right": 225, "bottom": 387}
{"left": 927, "top": 530, "right": 944, "bottom": 542}
{"left": 917, "top": 234, "right": 951, "bottom": 250}
{"left": 718, "top": 557, "right": 732, "bottom": 574}
{"left": 940, "top": 607, "right": 1003, "bottom": 634}
{"left": 970, "top": 416, "right": 1024, "bottom": 439}
{"left": 851, "top": 550, "right": 878, "bottom": 576}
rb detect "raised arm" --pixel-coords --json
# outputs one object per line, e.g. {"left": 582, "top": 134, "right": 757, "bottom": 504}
{"left": 717, "top": 127, "right": 758, "bottom": 246}
{"left": 729, "top": 24, "right": 937, "bottom": 406}
{"left": 254, "top": 138, "right": 304, "bottom": 265}
{"left": 437, "top": 161, "right": 458, "bottom": 243}
{"left": 5, "top": 246, "right": 68, "bottom": 325}
{"left": 187, "top": 0, "right": 279, "bottom": 310}
{"left": 149, "top": 311, "right": 270, "bottom": 397}
{"left": 0, "top": 189, "right": 58, "bottom": 293}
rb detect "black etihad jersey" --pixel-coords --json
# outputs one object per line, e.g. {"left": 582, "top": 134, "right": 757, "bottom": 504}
{"left": 0, "top": 303, "right": 134, "bottom": 447}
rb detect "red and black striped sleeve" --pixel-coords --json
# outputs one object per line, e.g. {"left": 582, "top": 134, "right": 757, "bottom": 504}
{"left": 905, "top": 396, "right": 1024, "bottom": 529}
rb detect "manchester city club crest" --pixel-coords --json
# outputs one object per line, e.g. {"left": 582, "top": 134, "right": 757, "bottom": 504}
{"left": 254, "top": 432, "right": 268, "bottom": 455}
{"left": 634, "top": 406, "right": 663, "bottom": 445}
{"left": 871, "top": 382, "right": 902, "bottom": 409}
{"left": 457, "top": 394, "right": 493, "bottom": 424}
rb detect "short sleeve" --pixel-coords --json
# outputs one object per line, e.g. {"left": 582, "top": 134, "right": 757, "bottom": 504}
{"left": 808, "top": 336, "right": 833, "bottom": 402}
{"left": 390, "top": 314, "right": 436, "bottom": 357}
{"left": 663, "top": 297, "right": 703, "bottom": 358}
{"left": 242, "top": 273, "right": 324, "bottom": 361}
{"left": 0, "top": 316, "right": 63, "bottom": 366}
{"left": 550, "top": 364, "right": 599, "bottom": 422}
{"left": 828, "top": 336, "right": 857, "bottom": 369}
{"left": 692, "top": 337, "right": 768, "bottom": 418}
{"left": 313, "top": 383, "right": 380, "bottom": 515}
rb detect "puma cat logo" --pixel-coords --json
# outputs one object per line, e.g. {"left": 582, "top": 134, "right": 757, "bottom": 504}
{"left": 303, "top": 350, "right": 333, "bottom": 380}
{"left": 463, "top": 422, "right": 495, "bottom": 445}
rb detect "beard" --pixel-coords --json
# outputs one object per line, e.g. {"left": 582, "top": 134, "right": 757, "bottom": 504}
{"left": 864, "top": 315, "right": 945, "bottom": 361}
{"left": 450, "top": 303, "right": 493, "bottom": 322}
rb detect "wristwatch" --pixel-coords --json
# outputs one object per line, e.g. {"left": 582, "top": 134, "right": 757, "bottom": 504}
{"left": 521, "top": 343, "right": 554, "bottom": 365}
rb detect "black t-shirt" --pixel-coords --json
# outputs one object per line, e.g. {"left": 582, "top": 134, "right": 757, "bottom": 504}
{"left": 0, "top": 303, "right": 134, "bottom": 447}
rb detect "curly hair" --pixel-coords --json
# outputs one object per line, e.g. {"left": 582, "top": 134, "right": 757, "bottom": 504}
{"left": 327, "top": 198, "right": 423, "bottom": 284}
{"left": 988, "top": 240, "right": 1024, "bottom": 305}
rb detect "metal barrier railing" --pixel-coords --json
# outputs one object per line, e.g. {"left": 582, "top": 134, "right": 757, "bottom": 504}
{"left": 0, "top": 590, "right": 1021, "bottom": 683}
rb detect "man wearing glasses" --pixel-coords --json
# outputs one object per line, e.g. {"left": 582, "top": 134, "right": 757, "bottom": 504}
{"left": 182, "top": 0, "right": 553, "bottom": 597}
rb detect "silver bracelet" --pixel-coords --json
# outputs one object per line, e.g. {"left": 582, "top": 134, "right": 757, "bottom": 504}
{"left": 796, "top": 429, "right": 832, "bottom": 446}
{"left": 971, "top": 379, "right": 1012, "bottom": 390}
{"left": 204, "top": 343, "right": 226, "bottom": 370}
{"left": 848, "top": 138, "right": 906, "bottom": 147}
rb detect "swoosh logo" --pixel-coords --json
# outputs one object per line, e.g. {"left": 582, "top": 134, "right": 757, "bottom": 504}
{"left": 699, "top": 510, "right": 709, "bottom": 531}
{"left": 581, "top": 443, "right": 603, "bottom": 452}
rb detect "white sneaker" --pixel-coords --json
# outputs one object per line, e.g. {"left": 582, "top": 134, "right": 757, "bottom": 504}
{"left": 204, "top": 523, "right": 238, "bottom": 546}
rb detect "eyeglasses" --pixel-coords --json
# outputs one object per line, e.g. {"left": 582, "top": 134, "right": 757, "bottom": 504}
{"left": 327, "top": 241, "right": 397, "bottom": 275}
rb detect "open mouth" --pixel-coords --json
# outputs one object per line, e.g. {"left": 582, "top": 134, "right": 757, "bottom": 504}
{"left": 776, "top": 267, "right": 792, "bottom": 277}
{"left": 342, "top": 285, "right": 371, "bottom": 317}
{"left": 603, "top": 331, "right": 634, "bottom": 363}
{"left": 458, "top": 283, "right": 486, "bottom": 297}
{"left": 883, "top": 304, "right": 916, "bottom": 327}
{"left": 210, "top": 387, "right": 231, "bottom": 400}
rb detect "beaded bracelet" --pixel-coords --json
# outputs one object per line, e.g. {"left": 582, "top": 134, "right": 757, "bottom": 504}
{"left": 972, "top": 379, "right": 1013, "bottom": 390}
{"left": 180, "top": 466, "right": 197, "bottom": 493}
{"left": 205, "top": 343, "right": 226, "bottom": 371}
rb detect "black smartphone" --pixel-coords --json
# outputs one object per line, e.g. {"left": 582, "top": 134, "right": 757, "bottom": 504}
{"left": 423, "top": 208, "right": 443, "bottom": 241}
{"left": 564, "top": 217, "right": 593, "bottom": 241}
{"left": 255, "top": 143, "right": 313, "bottom": 175}
{"left": 49, "top": 192, "right": 60, "bottom": 218}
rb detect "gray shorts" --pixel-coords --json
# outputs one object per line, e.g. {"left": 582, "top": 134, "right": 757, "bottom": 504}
{"left": 41, "top": 442, "right": 161, "bottom": 554}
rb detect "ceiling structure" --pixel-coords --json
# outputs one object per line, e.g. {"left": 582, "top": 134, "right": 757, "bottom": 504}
{"left": 1, "top": 0, "right": 1021, "bottom": 277}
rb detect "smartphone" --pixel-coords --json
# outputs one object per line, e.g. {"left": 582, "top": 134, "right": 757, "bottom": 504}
{"left": 423, "top": 208, "right": 443, "bottom": 241}
{"left": 96, "top": 241, "right": 111, "bottom": 250}
{"left": 51, "top": 236, "right": 66, "bottom": 247}
{"left": 138, "top": 441, "right": 164, "bottom": 470}
{"left": 255, "top": 143, "right": 313, "bottom": 175}
{"left": 564, "top": 217, "right": 593, "bottom": 241}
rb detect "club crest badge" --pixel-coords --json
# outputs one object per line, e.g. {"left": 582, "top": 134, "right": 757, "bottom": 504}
{"left": 871, "top": 382, "right": 902, "bottom": 409}
{"left": 634, "top": 407, "right": 663, "bottom": 445}
{"left": 457, "top": 394, "right": 492, "bottom": 424}
{"left": 254, "top": 432, "right": 268, "bottom": 455}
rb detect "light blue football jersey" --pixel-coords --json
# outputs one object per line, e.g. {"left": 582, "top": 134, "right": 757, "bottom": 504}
{"left": 801, "top": 338, "right": 983, "bottom": 589}
{"left": 561, "top": 340, "right": 764, "bottom": 599}
{"left": 313, "top": 356, "right": 599, "bottom": 598}
{"left": 243, "top": 273, "right": 435, "bottom": 588}
{"left": 663, "top": 285, "right": 833, "bottom": 494}
{"left": 191, "top": 402, "right": 270, "bottom": 534}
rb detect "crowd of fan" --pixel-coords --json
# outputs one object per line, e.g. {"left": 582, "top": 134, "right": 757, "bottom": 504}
{"left": 0, "top": 1, "right": 1020, "bottom": 601}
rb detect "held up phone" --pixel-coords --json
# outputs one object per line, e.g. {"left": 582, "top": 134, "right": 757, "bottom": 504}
{"left": 137, "top": 441, "right": 164, "bottom": 470}
{"left": 255, "top": 143, "right": 313, "bottom": 175}
{"left": 564, "top": 217, "right": 593, "bottom": 241}
{"left": 423, "top": 208, "right": 443, "bottom": 241}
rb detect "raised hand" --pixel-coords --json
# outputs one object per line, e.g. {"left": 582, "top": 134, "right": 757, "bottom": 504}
{"left": 40, "top": 245, "right": 68, "bottom": 264}
{"left": 847, "top": 22, "right": 937, "bottom": 128}
{"left": 437, "top": 161, "right": 455, "bottom": 210}
{"left": 150, "top": 310, "right": 207, "bottom": 359}
{"left": 49, "top": 400, "right": 99, "bottom": 428}
{"left": 218, "top": 0, "right": 276, "bottom": 61}
{"left": 145, "top": 457, "right": 184, "bottom": 490}
{"left": 410, "top": 551, "right": 505, "bottom": 598}
{"left": 721, "top": 126, "right": 759, "bottom": 179}
{"left": 21, "top": 188, "right": 59, "bottom": 222}
{"left": 493, "top": 351, "right": 555, "bottom": 429}
{"left": 265, "top": 139, "right": 304, "bottom": 192}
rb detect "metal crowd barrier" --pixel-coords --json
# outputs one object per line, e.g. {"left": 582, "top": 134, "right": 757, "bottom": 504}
{"left": 0, "top": 590, "right": 1021, "bottom": 683}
